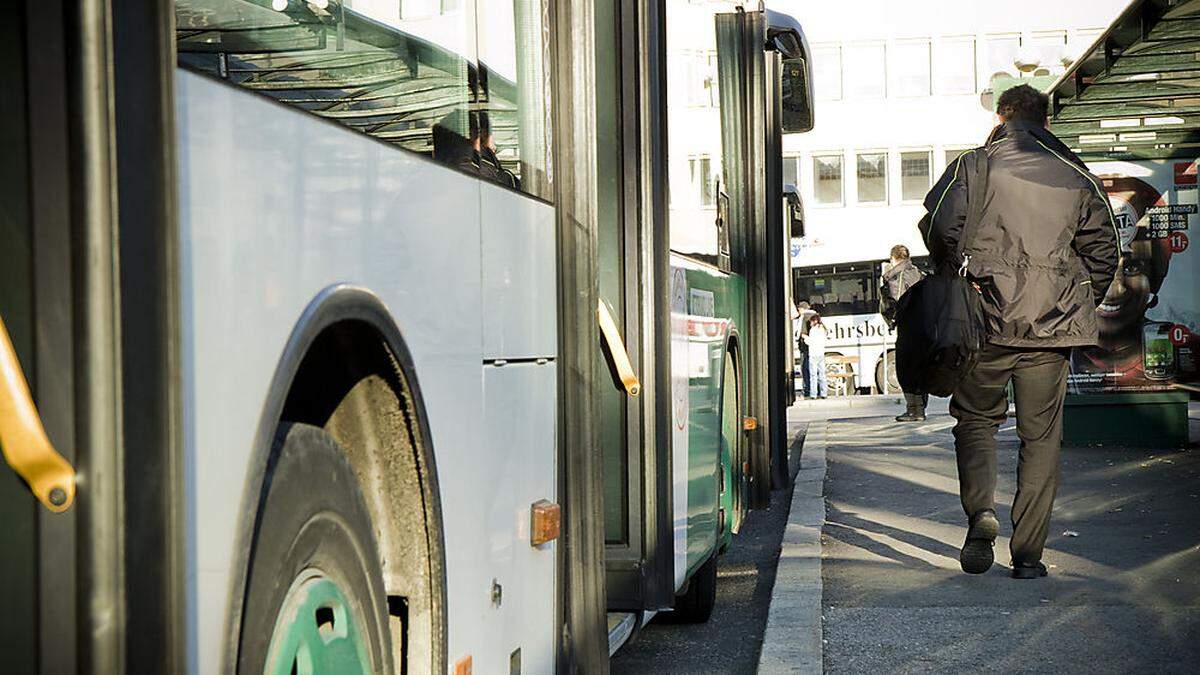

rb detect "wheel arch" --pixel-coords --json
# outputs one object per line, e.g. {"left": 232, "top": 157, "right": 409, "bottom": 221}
{"left": 222, "top": 284, "right": 447, "bottom": 674}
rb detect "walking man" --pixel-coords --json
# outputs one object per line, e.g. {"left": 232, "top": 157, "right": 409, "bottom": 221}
{"left": 880, "top": 244, "right": 927, "bottom": 421}
{"left": 921, "top": 85, "right": 1118, "bottom": 578}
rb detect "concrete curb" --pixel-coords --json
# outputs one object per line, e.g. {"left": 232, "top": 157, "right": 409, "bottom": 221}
{"left": 758, "top": 422, "right": 828, "bottom": 674}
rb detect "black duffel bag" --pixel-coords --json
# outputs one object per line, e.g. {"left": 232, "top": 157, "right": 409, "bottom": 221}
{"left": 895, "top": 148, "right": 989, "bottom": 397}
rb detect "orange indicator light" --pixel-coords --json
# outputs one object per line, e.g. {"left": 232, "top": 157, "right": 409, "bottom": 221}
{"left": 530, "top": 499, "right": 561, "bottom": 546}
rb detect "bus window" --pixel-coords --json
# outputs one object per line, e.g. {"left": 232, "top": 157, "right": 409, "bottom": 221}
{"left": 477, "top": 0, "right": 554, "bottom": 199}
{"left": 176, "top": 0, "right": 474, "bottom": 163}
{"left": 793, "top": 267, "right": 877, "bottom": 317}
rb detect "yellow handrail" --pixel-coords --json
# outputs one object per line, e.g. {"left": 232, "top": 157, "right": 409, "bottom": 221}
{"left": 597, "top": 300, "right": 641, "bottom": 397}
{"left": 0, "top": 313, "right": 75, "bottom": 512}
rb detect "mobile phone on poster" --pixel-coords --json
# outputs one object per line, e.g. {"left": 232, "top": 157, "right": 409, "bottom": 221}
{"left": 1142, "top": 321, "right": 1176, "bottom": 380}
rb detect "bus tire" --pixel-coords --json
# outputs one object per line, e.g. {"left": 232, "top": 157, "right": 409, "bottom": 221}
{"left": 875, "top": 350, "right": 900, "bottom": 394}
{"left": 236, "top": 423, "right": 393, "bottom": 675}
{"left": 672, "top": 554, "right": 718, "bottom": 624}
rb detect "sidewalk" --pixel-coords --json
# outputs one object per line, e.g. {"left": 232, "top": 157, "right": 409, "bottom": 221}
{"left": 761, "top": 407, "right": 1200, "bottom": 674}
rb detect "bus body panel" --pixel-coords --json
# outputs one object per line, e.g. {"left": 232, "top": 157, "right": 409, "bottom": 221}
{"left": 670, "top": 255, "right": 747, "bottom": 581}
{"left": 481, "top": 183, "right": 558, "bottom": 360}
{"left": 176, "top": 70, "right": 556, "bottom": 673}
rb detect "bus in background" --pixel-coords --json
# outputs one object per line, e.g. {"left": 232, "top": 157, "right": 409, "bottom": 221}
{"left": 0, "top": 0, "right": 813, "bottom": 673}
{"left": 792, "top": 257, "right": 931, "bottom": 394}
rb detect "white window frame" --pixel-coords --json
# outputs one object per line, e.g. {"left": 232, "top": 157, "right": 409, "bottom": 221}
{"left": 810, "top": 152, "right": 845, "bottom": 208}
{"left": 844, "top": 41, "right": 887, "bottom": 100}
{"left": 981, "top": 32, "right": 1022, "bottom": 83}
{"left": 890, "top": 38, "right": 931, "bottom": 98}
{"left": 855, "top": 149, "right": 889, "bottom": 206}
{"left": 933, "top": 36, "right": 977, "bottom": 95}
{"left": 812, "top": 43, "right": 843, "bottom": 101}
{"left": 898, "top": 148, "right": 933, "bottom": 204}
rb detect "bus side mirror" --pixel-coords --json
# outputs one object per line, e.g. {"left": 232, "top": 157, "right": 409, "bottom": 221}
{"left": 780, "top": 58, "right": 814, "bottom": 133}
{"left": 783, "top": 184, "right": 803, "bottom": 238}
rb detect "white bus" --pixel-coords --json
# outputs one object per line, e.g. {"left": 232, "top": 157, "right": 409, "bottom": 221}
{"left": 0, "top": 0, "right": 813, "bottom": 672}
{"left": 792, "top": 256, "right": 931, "bottom": 394}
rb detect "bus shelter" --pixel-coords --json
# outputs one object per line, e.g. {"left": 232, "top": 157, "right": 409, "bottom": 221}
{"left": 1047, "top": 0, "right": 1200, "bottom": 447}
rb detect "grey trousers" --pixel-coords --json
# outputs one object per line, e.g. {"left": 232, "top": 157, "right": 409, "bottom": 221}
{"left": 949, "top": 344, "right": 1069, "bottom": 565}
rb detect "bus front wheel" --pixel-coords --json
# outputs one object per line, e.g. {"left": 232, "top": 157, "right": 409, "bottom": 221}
{"left": 875, "top": 350, "right": 900, "bottom": 394}
{"left": 237, "top": 423, "right": 393, "bottom": 675}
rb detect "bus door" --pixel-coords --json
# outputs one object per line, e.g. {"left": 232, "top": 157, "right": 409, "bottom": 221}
{"left": 715, "top": 8, "right": 814, "bottom": 503}
{"left": 594, "top": 0, "right": 676, "bottom": 622}
{"left": 0, "top": 1, "right": 182, "bottom": 672}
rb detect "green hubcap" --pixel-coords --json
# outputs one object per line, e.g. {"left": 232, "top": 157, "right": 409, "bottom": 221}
{"left": 266, "top": 570, "right": 372, "bottom": 675}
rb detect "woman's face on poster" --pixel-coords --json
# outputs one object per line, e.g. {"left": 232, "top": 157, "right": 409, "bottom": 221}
{"left": 1097, "top": 238, "right": 1154, "bottom": 339}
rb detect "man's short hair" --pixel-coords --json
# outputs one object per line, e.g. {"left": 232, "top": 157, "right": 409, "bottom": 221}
{"left": 890, "top": 244, "right": 910, "bottom": 260}
{"left": 996, "top": 84, "right": 1049, "bottom": 126}
{"left": 797, "top": 301, "right": 810, "bottom": 310}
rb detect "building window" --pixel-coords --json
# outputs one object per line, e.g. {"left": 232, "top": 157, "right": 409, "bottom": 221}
{"left": 783, "top": 155, "right": 800, "bottom": 190}
{"left": 891, "top": 40, "right": 931, "bottom": 97}
{"left": 689, "top": 156, "right": 718, "bottom": 207}
{"left": 812, "top": 154, "right": 843, "bottom": 206}
{"left": 900, "top": 151, "right": 932, "bottom": 201}
{"left": 401, "top": 0, "right": 441, "bottom": 19}
{"left": 686, "top": 51, "right": 719, "bottom": 107}
{"left": 934, "top": 38, "right": 976, "bottom": 94}
{"left": 856, "top": 152, "right": 887, "bottom": 204}
{"left": 813, "top": 44, "right": 842, "bottom": 101}
{"left": 1029, "top": 30, "right": 1068, "bottom": 75}
{"left": 844, "top": 43, "right": 886, "bottom": 99}
{"left": 984, "top": 33, "right": 1021, "bottom": 78}
{"left": 944, "top": 147, "right": 971, "bottom": 171}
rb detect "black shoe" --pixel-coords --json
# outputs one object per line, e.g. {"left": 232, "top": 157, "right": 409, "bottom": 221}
{"left": 895, "top": 411, "right": 926, "bottom": 422}
{"left": 960, "top": 509, "right": 999, "bottom": 574}
{"left": 1011, "top": 561, "right": 1048, "bottom": 579}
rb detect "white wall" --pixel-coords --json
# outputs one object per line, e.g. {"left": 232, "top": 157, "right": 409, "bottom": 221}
{"left": 766, "top": 0, "right": 1131, "bottom": 266}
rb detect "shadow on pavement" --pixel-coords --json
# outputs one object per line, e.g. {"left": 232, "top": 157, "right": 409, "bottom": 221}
{"left": 822, "top": 414, "right": 1200, "bottom": 674}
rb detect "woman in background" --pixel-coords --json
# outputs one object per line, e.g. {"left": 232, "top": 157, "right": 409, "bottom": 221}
{"left": 803, "top": 314, "right": 829, "bottom": 399}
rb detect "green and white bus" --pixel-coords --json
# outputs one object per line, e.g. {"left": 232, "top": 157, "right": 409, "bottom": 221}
{"left": 0, "top": 0, "right": 812, "bottom": 672}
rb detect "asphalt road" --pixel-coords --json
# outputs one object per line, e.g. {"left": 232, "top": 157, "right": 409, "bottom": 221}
{"left": 610, "top": 424, "right": 806, "bottom": 674}
{"left": 822, "top": 414, "right": 1200, "bottom": 674}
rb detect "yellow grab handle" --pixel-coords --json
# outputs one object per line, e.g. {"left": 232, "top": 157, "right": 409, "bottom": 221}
{"left": 597, "top": 300, "right": 641, "bottom": 397}
{"left": 0, "top": 313, "right": 75, "bottom": 512}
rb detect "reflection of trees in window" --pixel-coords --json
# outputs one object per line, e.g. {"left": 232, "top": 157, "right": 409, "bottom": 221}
{"left": 175, "top": 0, "right": 552, "bottom": 199}
{"left": 856, "top": 152, "right": 887, "bottom": 204}
{"left": 900, "top": 151, "right": 930, "bottom": 201}
{"left": 813, "top": 155, "right": 842, "bottom": 205}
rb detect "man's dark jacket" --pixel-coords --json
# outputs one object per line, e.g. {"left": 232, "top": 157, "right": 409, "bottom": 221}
{"left": 920, "top": 121, "right": 1120, "bottom": 348}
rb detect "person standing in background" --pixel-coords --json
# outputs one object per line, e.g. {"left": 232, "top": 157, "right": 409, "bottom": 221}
{"left": 881, "top": 244, "right": 927, "bottom": 421}
{"left": 803, "top": 314, "right": 829, "bottom": 399}
{"left": 795, "top": 301, "right": 816, "bottom": 397}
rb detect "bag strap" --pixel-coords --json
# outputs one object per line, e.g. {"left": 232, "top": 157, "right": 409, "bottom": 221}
{"left": 956, "top": 146, "right": 990, "bottom": 276}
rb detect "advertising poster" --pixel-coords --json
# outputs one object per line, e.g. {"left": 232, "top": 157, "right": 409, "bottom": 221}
{"left": 1068, "top": 158, "right": 1200, "bottom": 393}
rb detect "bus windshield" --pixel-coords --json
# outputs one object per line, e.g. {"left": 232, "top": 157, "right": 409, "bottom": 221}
{"left": 794, "top": 263, "right": 877, "bottom": 317}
